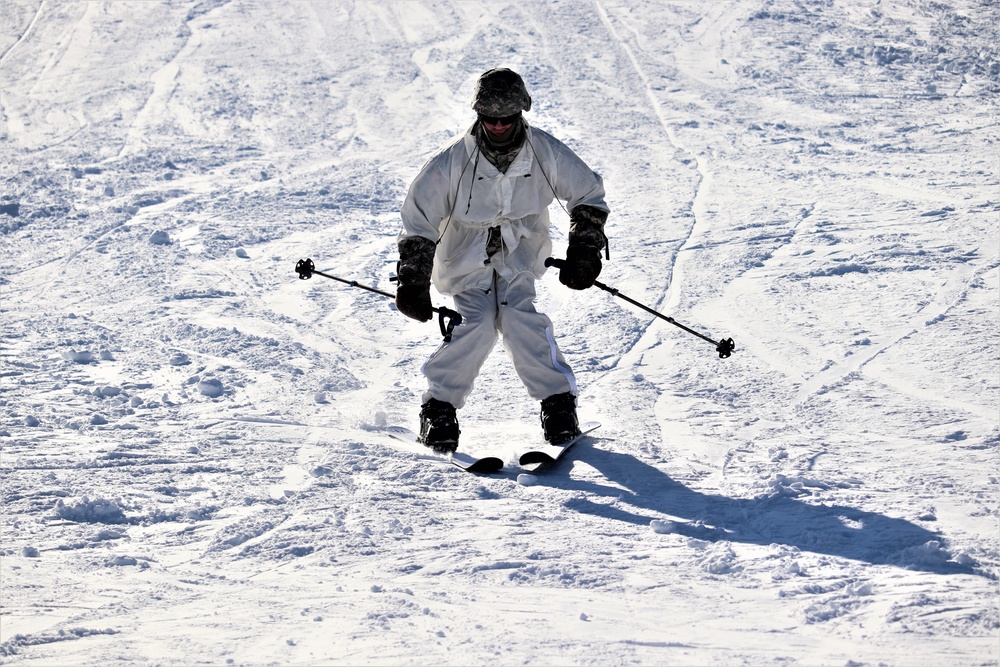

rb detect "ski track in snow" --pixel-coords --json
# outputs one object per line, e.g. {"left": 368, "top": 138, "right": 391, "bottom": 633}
{"left": 1, "top": 0, "right": 998, "bottom": 664}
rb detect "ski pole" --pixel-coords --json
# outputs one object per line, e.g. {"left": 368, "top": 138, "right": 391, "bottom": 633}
{"left": 545, "top": 257, "right": 735, "bottom": 359}
{"left": 294, "top": 258, "right": 463, "bottom": 343}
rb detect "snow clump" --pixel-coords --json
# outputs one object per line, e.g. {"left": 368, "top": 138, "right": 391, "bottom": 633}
{"left": 650, "top": 519, "right": 676, "bottom": 534}
{"left": 197, "top": 378, "right": 225, "bottom": 397}
{"left": 148, "top": 230, "right": 171, "bottom": 245}
{"left": 169, "top": 352, "right": 190, "bottom": 366}
{"left": 61, "top": 349, "right": 95, "bottom": 364}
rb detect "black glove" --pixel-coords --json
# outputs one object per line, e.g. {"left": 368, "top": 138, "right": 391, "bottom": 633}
{"left": 395, "top": 236, "right": 436, "bottom": 322}
{"left": 395, "top": 284, "right": 432, "bottom": 322}
{"left": 559, "top": 243, "right": 602, "bottom": 290}
{"left": 559, "top": 205, "right": 608, "bottom": 291}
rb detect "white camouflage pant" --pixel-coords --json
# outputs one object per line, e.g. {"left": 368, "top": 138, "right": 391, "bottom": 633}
{"left": 422, "top": 271, "right": 577, "bottom": 409}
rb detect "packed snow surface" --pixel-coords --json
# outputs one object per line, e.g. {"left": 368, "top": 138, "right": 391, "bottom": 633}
{"left": 1, "top": 1, "right": 998, "bottom": 665}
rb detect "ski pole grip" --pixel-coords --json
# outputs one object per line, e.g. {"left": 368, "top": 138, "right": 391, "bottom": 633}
{"left": 545, "top": 257, "right": 566, "bottom": 269}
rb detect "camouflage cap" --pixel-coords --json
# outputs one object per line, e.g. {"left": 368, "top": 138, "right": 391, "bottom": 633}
{"left": 471, "top": 68, "right": 532, "bottom": 116}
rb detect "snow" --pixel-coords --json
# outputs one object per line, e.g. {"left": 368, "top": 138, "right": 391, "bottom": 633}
{"left": 517, "top": 473, "right": 539, "bottom": 487}
{"left": 1, "top": 0, "right": 998, "bottom": 664}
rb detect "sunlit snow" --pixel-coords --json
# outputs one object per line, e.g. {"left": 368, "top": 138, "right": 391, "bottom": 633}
{"left": 1, "top": 1, "right": 997, "bottom": 664}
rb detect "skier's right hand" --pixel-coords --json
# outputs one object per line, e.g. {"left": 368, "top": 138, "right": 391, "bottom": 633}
{"left": 395, "top": 235, "right": 436, "bottom": 321}
{"left": 396, "top": 284, "right": 433, "bottom": 322}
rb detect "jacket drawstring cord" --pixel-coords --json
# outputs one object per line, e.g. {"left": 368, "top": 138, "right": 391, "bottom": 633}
{"left": 524, "top": 131, "right": 568, "bottom": 218}
{"left": 435, "top": 139, "right": 480, "bottom": 247}
{"left": 465, "top": 150, "right": 481, "bottom": 215}
{"left": 525, "top": 131, "right": 610, "bottom": 260}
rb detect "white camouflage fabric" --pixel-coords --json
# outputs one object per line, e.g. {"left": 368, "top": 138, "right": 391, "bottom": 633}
{"left": 420, "top": 271, "right": 576, "bottom": 409}
{"left": 399, "top": 122, "right": 608, "bottom": 296}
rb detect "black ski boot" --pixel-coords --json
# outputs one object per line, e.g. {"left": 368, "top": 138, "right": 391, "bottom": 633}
{"left": 540, "top": 392, "right": 581, "bottom": 445}
{"left": 419, "top": 398, "right": 460, "bottom": 452}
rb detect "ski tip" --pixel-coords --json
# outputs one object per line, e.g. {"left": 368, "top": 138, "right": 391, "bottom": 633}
{"left": 518, "top": 451, "right": 555, "bottom": 466}
{"left": 462, "top": 456, "right": 505, "bottom": 474}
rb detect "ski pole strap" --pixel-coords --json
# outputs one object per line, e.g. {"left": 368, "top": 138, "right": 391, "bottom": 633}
{"left": 435, "top": 307, "right": 462, "bottom": 343}
{"left": 544, "top": 257, "right": 735, "bottom": 359}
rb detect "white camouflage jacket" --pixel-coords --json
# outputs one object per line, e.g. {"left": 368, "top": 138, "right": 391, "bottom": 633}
{"left": 399, "top": 123, "right": 608, "bottom": 296}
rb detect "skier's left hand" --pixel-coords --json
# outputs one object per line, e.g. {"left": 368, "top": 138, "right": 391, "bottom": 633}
{"left": 559, "top": 243, "right": 602, "bottom": 290}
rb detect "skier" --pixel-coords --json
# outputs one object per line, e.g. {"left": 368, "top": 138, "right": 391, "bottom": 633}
{"left": 394, "top": 67, "right": 610, "bottom": 452}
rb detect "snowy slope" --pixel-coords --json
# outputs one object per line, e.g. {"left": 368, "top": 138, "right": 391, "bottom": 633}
{"left": 1, "top": 0, "right": 998, "bottom": 664}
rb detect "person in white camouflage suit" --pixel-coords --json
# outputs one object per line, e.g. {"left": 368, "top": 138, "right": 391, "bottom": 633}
{"left": 395, "top": 68, "right": 610, "bottom": 451}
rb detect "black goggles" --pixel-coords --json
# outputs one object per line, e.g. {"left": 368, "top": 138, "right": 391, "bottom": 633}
{"left": 479, "top": 113, "right": 520, "bottom": 126}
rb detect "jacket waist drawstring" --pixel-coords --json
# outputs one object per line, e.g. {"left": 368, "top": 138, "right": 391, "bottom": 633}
{"left": 484, "top": 226, "right": 511, "bottom": 306}
{"left": 489, "top": 268, "right": 511, "bottom": 308}
{"left": 500, "top": 273, "right": 510, "bottom": 306}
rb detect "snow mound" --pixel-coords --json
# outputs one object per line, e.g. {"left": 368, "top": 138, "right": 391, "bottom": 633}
{"left": 52, "top": 498, "right": 128, "bottom": 524}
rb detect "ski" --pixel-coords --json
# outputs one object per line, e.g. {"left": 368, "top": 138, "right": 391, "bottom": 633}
{"left": 384, "top": 426, "right": 505, "bottom": 474}
{"left": 518, "top": 421, "right": 601, "bottom": 471}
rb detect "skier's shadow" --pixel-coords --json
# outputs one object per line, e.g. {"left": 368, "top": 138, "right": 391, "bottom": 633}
{"left": 545, "top": 439, "right": 986, "bottom": 577}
